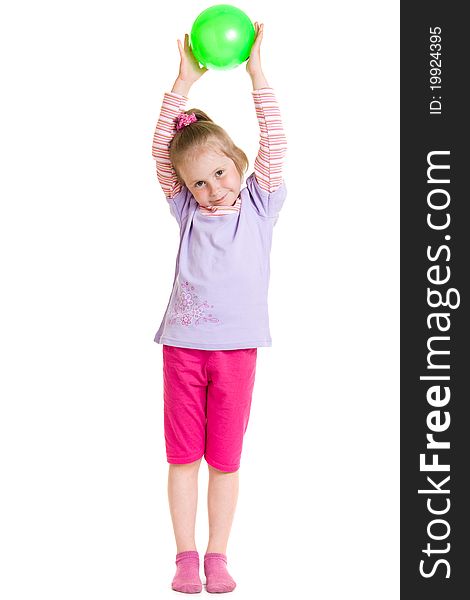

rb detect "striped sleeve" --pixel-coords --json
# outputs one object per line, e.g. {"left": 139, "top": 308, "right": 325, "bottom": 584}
{"left": 252, "top": 88, "right": 287, "bottom": 193}
{"left": 152, "top": 92, "right": 188, "bottom": 198}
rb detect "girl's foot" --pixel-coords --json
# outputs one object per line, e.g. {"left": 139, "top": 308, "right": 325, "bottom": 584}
{"left": 204, "top": 553, "right": 236, "bottom": 593}
{"left": 171, "top": 551, "right": 202, "bottom": 594}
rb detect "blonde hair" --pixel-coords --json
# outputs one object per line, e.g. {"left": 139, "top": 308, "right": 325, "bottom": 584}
{"left": 169, "top": 109, "right": 249, "bottom": 184}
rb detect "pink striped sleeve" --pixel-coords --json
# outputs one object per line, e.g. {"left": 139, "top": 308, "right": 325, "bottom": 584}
{"left": 252, "top": 88, "right": 287, "bottom": 193}
{"left": 152, "top": 92, "right": 188, "bottom": 198}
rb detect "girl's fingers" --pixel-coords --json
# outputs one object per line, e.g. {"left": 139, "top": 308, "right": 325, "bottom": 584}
{"left": 254, "top": 23, "right": 263, "bottom": 45}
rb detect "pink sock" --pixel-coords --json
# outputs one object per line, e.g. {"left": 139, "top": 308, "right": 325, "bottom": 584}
{"left": 204, "top": 553, "right": 236, "bottom": 593}
{"left": 171, "top": 551, "right": 202, "bottom": 594}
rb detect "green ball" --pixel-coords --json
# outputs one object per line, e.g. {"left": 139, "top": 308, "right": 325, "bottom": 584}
{"left": 190, "top": 4, "right": 255, "bottom": 70}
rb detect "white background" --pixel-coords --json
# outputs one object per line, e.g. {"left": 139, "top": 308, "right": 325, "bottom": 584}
{"left": 0, "top": 1, "right": 399, "bottom": 598}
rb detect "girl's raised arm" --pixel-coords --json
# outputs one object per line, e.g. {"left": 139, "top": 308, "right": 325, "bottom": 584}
{"left": 152, "top": 92, "right": 186, "bottom": 199}
{"left": 152, "top": 35, "right": 207, "bottom": 198}
{"left": 247, "top": 23, "right": 287, "bottom": 193}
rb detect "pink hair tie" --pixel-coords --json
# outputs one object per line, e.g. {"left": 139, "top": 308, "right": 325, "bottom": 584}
{"left": 176, "top": 113, "right": 197, "bottom": 130}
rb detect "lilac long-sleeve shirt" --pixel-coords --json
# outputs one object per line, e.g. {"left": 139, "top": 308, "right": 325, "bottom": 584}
{"left": 152, "top": 89, "right": 287, "bottom": 350}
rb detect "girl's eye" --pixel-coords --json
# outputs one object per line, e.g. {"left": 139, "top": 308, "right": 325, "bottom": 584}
{"left": 194, "top": 181, "right": 205, "bottom": 188}
{"left": 215, "top": 170, "right": 224, "bottom": 177}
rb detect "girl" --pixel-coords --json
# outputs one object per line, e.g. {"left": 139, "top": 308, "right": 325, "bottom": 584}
{"left": 152, "top": 23, "right": 287, "bottom": 593}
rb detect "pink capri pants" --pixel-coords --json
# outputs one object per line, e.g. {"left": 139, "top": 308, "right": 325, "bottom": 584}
{"left": 163, "top": 345, "right": 257, "bottom": 472}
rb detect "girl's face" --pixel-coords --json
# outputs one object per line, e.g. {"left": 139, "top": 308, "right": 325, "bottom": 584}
{"left": 179, "top": 149, "right": 242, "bottom": 209}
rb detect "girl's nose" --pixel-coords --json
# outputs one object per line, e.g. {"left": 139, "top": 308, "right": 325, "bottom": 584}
{"left": 209, "top": 184, "right": 220, "bottom": 197}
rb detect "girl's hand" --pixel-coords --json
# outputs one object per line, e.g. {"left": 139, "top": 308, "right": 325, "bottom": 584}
{"left": 246, "top": 22, "right": 264, "bottom": 79}
{"left": 246, "top": 22, "right": 269, "bottom": 89}
{"left": 178, "top": 33, "right": 207, "bottom": 83}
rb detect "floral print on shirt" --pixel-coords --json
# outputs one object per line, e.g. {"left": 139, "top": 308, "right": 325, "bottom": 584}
{"left": 168, "top": 281, "right": 220, "bottom": 326}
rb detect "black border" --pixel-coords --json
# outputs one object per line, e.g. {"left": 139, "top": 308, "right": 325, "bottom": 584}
{"left": 401, "top": 2, "right": 469, "bottom": 598}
